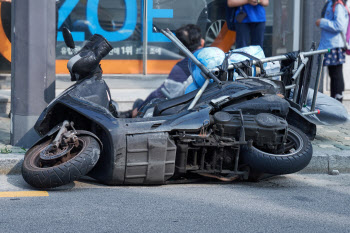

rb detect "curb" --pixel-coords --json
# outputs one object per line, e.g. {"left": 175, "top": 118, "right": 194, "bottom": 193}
{"left": 1, "top": 152, "right": 350, "bottom": 176}
{"left": 300, "top": 151, "right": 350, "bottom": 174}
{"left": 0, "top": 154, "right": 24, "bottom": 175}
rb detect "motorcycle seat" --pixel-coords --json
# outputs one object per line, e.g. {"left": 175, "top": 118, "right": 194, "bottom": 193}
{"left": 153, "top": 79, "right": 277, "bottom": 116}
{"left": 153, "top": 83, "right": 214, "bottom": 116}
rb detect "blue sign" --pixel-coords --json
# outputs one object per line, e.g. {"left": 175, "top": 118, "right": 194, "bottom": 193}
{"left": 57, "top": 0, "right": 173, "bottom": 42}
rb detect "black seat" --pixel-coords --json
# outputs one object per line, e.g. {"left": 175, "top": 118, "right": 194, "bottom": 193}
{"left": 153, "top": 84, "right": 216, "bottom": 116}
{"left": 153, "top": 79, "right": 277, "bottom": 116}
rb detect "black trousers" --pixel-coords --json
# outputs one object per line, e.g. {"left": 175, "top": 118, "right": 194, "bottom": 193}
{"left": 328, "top": 64, "right": 345, "bottom": 100}
{"left": 235, "top": 22, "right": 265, "bottom": 49}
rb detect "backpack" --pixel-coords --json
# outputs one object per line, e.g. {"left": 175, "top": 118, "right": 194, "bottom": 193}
{"left": 333, "top": 0, "right": 350, "bottom": 54}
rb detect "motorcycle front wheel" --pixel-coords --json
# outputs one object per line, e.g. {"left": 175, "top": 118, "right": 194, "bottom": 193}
{"left": 241, "top": 125, "right": 312, "bottom": 175}
{"left": 22, "top": 135, "right": 100, "bottom": 189}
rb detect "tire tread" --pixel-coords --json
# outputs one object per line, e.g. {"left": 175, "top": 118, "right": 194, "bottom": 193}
{"left": 241, "top": 126, "right": 313, "bottom": 175}
{"left": 22, "top": 136, "right": 100, "bottom": 188}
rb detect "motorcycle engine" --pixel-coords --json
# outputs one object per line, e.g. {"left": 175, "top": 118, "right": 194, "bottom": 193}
{"left": 213, "top": 111, "right": 288, "bottom": 151}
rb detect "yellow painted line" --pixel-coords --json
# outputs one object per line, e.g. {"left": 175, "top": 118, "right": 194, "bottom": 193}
{"left": 0, "top": 191, "right": 49, "bottom": 198}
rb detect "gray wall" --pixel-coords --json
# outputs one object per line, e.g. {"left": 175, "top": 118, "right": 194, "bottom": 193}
{"left": 301, "top": 0, "right": 325, "bottom": 91}
{"left": 11, "top": 0, "right": 56, "bottom": 147}
{"left": 301, "top": 0, "right": 324, "bottom": 51}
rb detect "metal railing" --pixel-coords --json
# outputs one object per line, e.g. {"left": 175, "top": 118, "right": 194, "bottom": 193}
{"left": 160, "top": 27, "right": 329, "bottom": 115}
{"left": 210, "top": 49, "right": 328, "bottom": 116}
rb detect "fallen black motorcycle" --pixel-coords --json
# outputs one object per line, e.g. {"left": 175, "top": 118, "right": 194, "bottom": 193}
{"left": 22, "top": 28, "right": 329, "bottom": 188}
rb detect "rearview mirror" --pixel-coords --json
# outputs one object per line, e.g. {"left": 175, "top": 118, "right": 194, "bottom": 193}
{"left": 62, "top": 27, "right": 75, "bottom": 49}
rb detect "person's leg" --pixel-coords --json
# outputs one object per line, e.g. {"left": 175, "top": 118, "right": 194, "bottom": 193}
{"left": 327, "top": 65, "right": 336, "bottom": 98}
{"left": 250, "top": 22, "right": 265, "bottom": 48}
{"left": 235, "top": 23, "right": 251, "bottom": 49}
{"left": 328, "top": 64, "right": 344, "bottom": 102}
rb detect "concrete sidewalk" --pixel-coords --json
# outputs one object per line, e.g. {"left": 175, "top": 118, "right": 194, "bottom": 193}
{"left": 1, "top": 111, "right": 350, "bottom": 176}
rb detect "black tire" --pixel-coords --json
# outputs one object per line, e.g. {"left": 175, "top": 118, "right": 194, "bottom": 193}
{"left": 241, "top": 125, "right": 312, "bottom": 175}
{"left": 204, "top": 19, "right": 226, "bottom": 47}
{"left": 22, "top": 135, "right": 100, "bottom": 189}
{"left": 199, "top": 1, "right": 227, "bottom": 47}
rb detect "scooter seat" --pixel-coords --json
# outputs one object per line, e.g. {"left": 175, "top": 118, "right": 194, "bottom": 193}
{"left": 153, "top": 79, "right": 277, "bottom": 116}
{"left": 153, "top": 86, "right": 198, "bottom": 116}
{"left": 153, "top": 82, "right": 239, "bottom": 116}
{"left": 153, "top": 84, "right": 211, "bottom": 116}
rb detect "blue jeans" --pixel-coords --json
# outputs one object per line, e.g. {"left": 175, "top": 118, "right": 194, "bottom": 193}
{"left": 235, "top": 22, "right": 265, "bottom": 49}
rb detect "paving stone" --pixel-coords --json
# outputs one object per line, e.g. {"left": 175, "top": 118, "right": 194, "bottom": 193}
{"left": 318, "top": 144, "right": 336, "bottom": 149}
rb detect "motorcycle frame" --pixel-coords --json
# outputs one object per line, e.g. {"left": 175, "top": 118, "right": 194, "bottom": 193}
{"left": 28, "top": 29, "right": 327, "bottom": 186}
{"left": 33, "top": 73, "right": 224, "bottom": 184}
{"left": 161, "top": 27, "right": 328, "bottom": 117}
{"left": 210, "top": 49, "right": 328, "bottom": 116}
{"left": 34, "top": 71, "right": 283, "bottom": 185}
{"left": 161, "top": 27, "right": 328, "bottom": 140}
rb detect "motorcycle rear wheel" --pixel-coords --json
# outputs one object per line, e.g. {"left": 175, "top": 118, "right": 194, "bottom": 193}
{"left": 241, "top": 125, "right": 312, "bottom": 175}
{"left": 22, "top": 135, "right": 100, "bottom": 189}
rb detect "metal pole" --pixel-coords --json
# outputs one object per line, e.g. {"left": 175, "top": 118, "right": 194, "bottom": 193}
{"left": 210, "top": 49, "right": 329, "bottom": 72}
{"left": 293, "top": 57, "right": 309, "bottom": 103}
{"left": 293, "top": 0, "right": 301, "bottom": 51}
{"left": 11, "top": 0, "right": 56, "bottom": 148}
{"left": 188, "top": 79, "right": 210, "bottom": 110}
{"left": 143, "top": 0, "right": 148, "bottom": 75}
{"left": 285, "top": 84, "right": 296, "bottom": 90}
{"left": 302, "top": 111, "right": 319, "bottom": 116}
{"left": 311, "top": 54, "right": 325, "bottom": 112}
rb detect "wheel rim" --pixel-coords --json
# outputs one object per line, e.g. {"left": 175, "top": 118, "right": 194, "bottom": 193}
{"left": 253, "top": 128, "right": 304, "bottom": 157}
{"left": 30, "top": 138, "right": 87, "bottom": 169}
{"left": 39, "top": 143, "right": 74, "bottom": 161}
{"left": 205, "top": 19, "right": 225, "bottom": 47}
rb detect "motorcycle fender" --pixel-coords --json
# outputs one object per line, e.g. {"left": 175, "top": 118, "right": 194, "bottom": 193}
{"left": 287, "top": 107, "right": 316, "bottom": 140}
{"left": 28, "top": 125, "right": 61, "bottom": 150}
{"left": 28, "top": 124, "right": 103, "bottom": 153}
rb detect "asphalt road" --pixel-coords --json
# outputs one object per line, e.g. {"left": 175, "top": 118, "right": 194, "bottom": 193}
{"left": 1, "top": 174, "right": 350, "bottom": 233}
